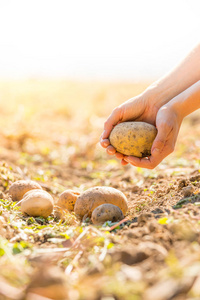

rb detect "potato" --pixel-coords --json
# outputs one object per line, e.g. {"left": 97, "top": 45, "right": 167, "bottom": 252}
{"left": 109, "top": 121, "right": 157, "bottom": 158}
{"left": 23, "top": 189, "right": 49, "bottom": 198}
{"left": 92, "top": 203, "right": 124, "bottom": 225}
{"left": 9, "top": 180, "right": 42, "bottom": 202}
{"left": 15, "top": 189, "right": 50, "bottom": 207}
{"left": 20, "top": 189, "right": 54, "bottom": 218}
{"left": 57, "top": 189, "right": 80, "bottom": 211}
{"left": 74, "top": 186, "right": 128, "bottom": 218}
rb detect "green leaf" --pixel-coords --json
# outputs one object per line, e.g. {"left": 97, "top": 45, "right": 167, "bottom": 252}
{"left": 27, "top": 217, "right": 35, "bottom": 225}
{"left": 35, "top": 217, "right": 46, "bottom": 224}
{"left": 12, "top": 243, "right": 23, "bottom": 254}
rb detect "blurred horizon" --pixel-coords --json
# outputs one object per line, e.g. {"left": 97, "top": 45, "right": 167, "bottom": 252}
{"left": 0, "top": 0, "right": 199, "bottom": 81}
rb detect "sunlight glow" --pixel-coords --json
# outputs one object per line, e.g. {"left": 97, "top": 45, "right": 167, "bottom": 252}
{"left": 0, "top": 0, "right": 199, "bottom": 79}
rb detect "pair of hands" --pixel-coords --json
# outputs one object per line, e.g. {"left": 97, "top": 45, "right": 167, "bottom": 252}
{"left": 100, "top": 93, "right": 182, "bottom": 169}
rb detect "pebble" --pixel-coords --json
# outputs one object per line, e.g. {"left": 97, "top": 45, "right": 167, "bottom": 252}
{"left": 182, "top": 186, "right": 194, "bottom": 197}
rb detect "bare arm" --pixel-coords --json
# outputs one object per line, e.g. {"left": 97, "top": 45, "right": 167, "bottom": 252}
{"left": 146, "top": 43, "right": 200, "bottom": 108}
{"left": 100, "top": 43, "right": 200, "bottom": 168}
{"left": 124, "top": 80, "right": 200, "bottom": 169}
{"left": 168, "top": 79, "right": 200, "bottom": 118}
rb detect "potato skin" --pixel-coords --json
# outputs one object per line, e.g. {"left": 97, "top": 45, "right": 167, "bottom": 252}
{"left": 109, "top": 121, "right": 157, "bottom": 158}
{"left": 92, "top": 203, "right": 124, "bottom": 225}
{"left": 74, "top": 186, "right": 128, "bottom": 218}
{"left": 57, "top": 190, "right": 80, "bottom": 211}
{"left": 9, "top": 180, "right": 42, "bottom": 202}
{"left": 23, "top": 189, "right": 50, "bottom": 198}
{"left": 21, "top": 190, "right": 54, "bottom": 218}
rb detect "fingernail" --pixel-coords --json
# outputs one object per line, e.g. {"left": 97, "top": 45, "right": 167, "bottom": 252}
{"left": 124, "top": 157, "right": 130, "bottom": 162}
{"left": 103, "top": 141, "right": 109, "bottom": 147}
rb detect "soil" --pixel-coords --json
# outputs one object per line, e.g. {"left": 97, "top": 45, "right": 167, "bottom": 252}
{"left": 0, "top": 80, "right": 200, "bottom": 300}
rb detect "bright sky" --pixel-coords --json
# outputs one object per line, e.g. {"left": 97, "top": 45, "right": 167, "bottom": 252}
{"left": 0, "top": 0, "right": 199, "bottom": 80}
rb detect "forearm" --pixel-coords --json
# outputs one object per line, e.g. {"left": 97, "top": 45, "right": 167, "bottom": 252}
{"left": 167, "top": 80, "right": 200, "bottom": 119}
{"left": 146, "top": 43, "right": 200, "bottom": 108}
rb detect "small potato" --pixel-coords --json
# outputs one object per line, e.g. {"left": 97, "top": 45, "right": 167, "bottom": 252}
{"left": 92, "top": 203, "right": 124, "bottom": 225}
{"left": 9, "top": 180, "right": 42, "bottom": 202}
{"left": 109, "top": 121, "right": 157, "bottom": 158}
{"left": 74, "top": 186, "right": 128, "bottom": 218}
{"left": 21, "top": 189, "right": 54, "bottom": 218}
{"left": 57, "top": 189, "right": 80, "bottom": 211}
{"left": 14, "top": 189, "right": 49, "bottom": 207}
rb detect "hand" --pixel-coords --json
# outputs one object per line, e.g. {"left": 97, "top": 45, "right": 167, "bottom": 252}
{"left": 100, "top": 91, "right": 160, "bottom": 165}
{"left": 100, "top": 93, "right": 183, "bottom": 169}
{"left": 123, "top": 103, "right": 183, "bottom": 169}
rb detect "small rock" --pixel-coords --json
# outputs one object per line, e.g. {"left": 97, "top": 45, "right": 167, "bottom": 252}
{"left": 178, "top": 179, "right": 188, "bottom": 189}
{"left": 182, "top": 186, "right": 194, "bottom": 197}
{"left": 131, "top": 186, "right": 140, "bottom": 193}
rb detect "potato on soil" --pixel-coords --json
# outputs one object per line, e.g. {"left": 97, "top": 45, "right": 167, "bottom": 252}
{"left": 23, "top": 188, "right": 49, "bottom": 198}
{"left": 109, "top": 121, "right": 157, "bottom": 158}
{"left": 92, "top": 203, "right": 124, "bottom": 225}
{"left": 57, "top": 189, "right": 80, "bottom": 211}
{"left": 20, "top": 189, "right": 54, "bottom": 218}
{"left": 9, "top": 180, "right": 42, "bottom": 202}
{"left": 74, "top": 186, "right": 128, "bottom": 218}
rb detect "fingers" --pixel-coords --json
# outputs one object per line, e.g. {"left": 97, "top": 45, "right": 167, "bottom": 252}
{"left": 106, "top": 145, "right": 116, "bottom": 155}
{"left": 123, "top": 121, "right": 175, "bottom": 169}
{"left": 100, "top": 139, "right": 122, "bottom": 158}
{"left": 100, "top": 138, "right": 110, "bottom": 148}
{"left": 103, "top": 107, "right": 122, "bottom": 139}
{"left": 121, "top": 159, "right": 129, "bottom": 166}
{"left": 151, "top": 122, "right": 173, "bottom": 154}
{"left": 100, "top": 107, "right": 122, "bottom": 149}
{"left": 124, "top": 152, "right": 162, "bottom": 169}
{"left": 115, "top": 152, "right": 124, "bottom": 159}
{"left": 123, "top": 133, "right": 175, "bottom": 169}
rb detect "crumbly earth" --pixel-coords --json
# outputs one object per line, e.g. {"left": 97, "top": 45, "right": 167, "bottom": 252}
{"left": 0, "top": 80, "right": 200, "bottom": 300}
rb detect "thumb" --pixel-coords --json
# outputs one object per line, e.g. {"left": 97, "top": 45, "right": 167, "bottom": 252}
{"left": 103, "top": 107, "right": 122, "bottom": 139}
{"left": 151, "top": 125, "right": 168, "bottom": 155}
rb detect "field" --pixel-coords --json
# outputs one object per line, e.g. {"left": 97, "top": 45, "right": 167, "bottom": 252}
{"left": 0, "top": 79, "right": 200, "bottom": 300}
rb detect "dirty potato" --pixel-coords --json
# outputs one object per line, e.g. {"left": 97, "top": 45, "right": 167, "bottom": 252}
{"left": 57, "top": 189, "right": 80, "bottom": 211}
{"left": 9, "top": 180, "right": 42, "bottom": 202}
{"left": 21, "top": 189, "right": 54, "bottom": 218}
{"left": 92, "top": 203, "right": 124, "bottom": 225}
{"left": 109, "top": 121, "right": 157, "bottom": 157}
{"left": 74, "top": 186, "right": 128, "bottom": 218}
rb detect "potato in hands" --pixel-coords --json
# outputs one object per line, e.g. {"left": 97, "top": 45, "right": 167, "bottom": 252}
{"left": 109, "top": 121, "right": 157, "bottom": 158}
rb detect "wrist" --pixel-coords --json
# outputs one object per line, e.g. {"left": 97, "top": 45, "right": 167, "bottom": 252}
{"left": 164, "top": 97, "right": 185, "bottom": 122}
{"left": 144, "top": 81, "right": 174, "bottom": 109}
{"left": 166, "top": 80, "right": 200, "bottom": 120}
